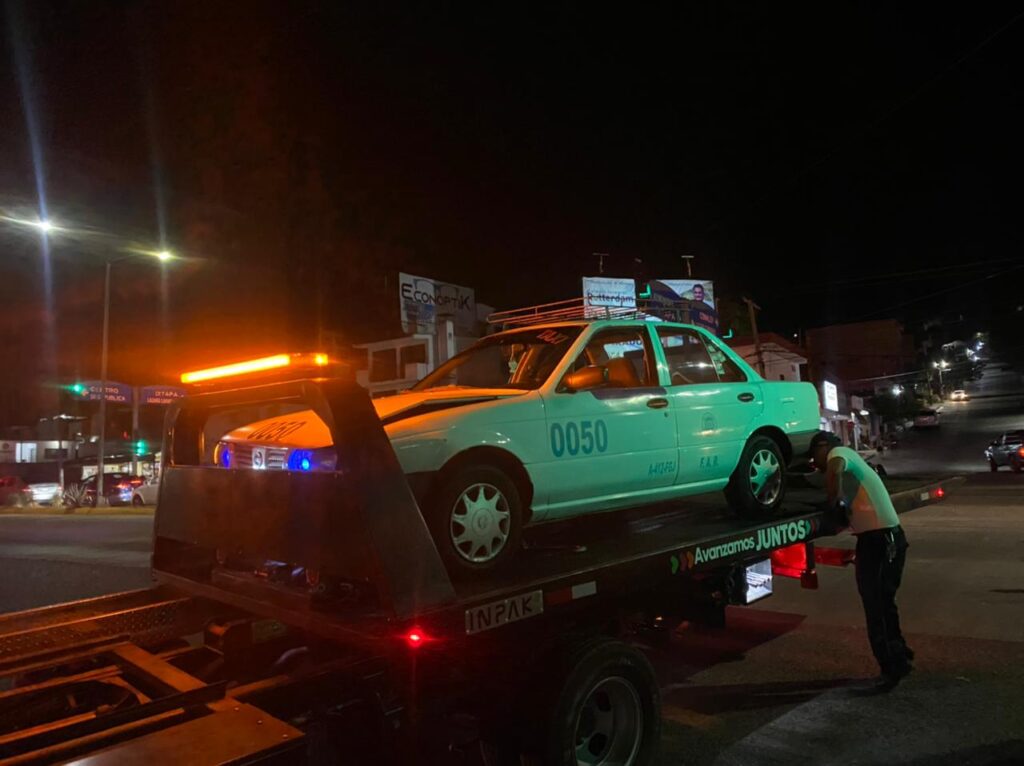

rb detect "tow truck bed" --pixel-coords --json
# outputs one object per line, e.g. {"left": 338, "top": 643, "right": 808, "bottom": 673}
{"left": 0, "top": 495, "right": 826, "bottom": 669}
{"left": 0, "top": 377, "right": 946, "bottom": 765}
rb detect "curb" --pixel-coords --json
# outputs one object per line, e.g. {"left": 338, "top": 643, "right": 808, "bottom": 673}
{"left": 0, "top": 506, "right": 156, "bottom": 517}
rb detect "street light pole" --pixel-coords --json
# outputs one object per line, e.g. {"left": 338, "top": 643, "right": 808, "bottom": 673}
{"left": 96, "top": 260, "right": 111, "bottom": 505}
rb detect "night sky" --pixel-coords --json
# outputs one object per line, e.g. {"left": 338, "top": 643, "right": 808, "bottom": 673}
{"left": 1, "top": 2, "right": 1022, "bottom": 422}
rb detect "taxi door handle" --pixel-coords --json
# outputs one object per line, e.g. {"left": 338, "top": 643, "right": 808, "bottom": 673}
{"left": 646, "top": 397, "right": 669, "bottom": 409}
{"left": 737, "top": 392, "right": 755, "bottom": 403}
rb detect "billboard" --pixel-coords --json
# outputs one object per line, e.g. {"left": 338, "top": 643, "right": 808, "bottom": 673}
{"left": 582, "top": 277, "right": 636, "bottom": 310}
{"left": 399, "top": 273, "right": 476, "bottom": 335}
{"left": 655, "top": 279, "right": 715, "bottom": 309}
{"left": 645, "top": 278, "right": 718, "bottom": 332}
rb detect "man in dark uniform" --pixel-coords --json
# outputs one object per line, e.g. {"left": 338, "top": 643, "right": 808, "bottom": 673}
{"left": 811, "top": 431, "right": 914, "bottom": 690}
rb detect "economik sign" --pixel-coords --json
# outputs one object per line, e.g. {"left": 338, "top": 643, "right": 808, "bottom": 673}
{"left": 399, "top": 272, "right": 476, "bottom": 335}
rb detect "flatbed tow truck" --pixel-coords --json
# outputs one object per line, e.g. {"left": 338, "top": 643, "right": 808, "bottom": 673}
{"left": 0, "top": 377, "right": 945, "bottom": 765}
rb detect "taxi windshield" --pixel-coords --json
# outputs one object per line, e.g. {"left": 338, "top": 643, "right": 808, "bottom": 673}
{"left": 413, "top": 326, "right": 582, "bottom": 391}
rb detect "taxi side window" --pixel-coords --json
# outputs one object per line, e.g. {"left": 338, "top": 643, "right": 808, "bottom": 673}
{"left": 657, "top": 328, "right": 747, "bottom": 385}
{"left": 704, "top": 338, "right": 747, "bottom": 382}
{"left": 571, "top": 328, "right": 655, "bottom": 388}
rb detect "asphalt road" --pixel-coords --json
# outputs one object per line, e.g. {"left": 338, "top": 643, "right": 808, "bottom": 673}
{"left": 655, "top": 474, "right": 1024, "bottom": 765}
{"left": 0, "top": 515, "right": 152, "bottom": 613}
{"left": 880, "top": 361, "right": 1024, "bottom": 476}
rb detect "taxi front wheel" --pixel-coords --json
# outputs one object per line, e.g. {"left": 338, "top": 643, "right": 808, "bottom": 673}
{"left": 725, "top": 435, "right": 786, "bottom": 517}
{"left": 428, "top": 464, "right": 524, "bottom": 578}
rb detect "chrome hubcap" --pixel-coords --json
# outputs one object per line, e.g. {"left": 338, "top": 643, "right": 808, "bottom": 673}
{"left": 450, "top": 483, "right": 510, "bottom": 563}
{"left": 575, "top": 676, "right": 643, "bottom": 765}
{"left": 748, "top": 448, "right": 782, "bottom": 506}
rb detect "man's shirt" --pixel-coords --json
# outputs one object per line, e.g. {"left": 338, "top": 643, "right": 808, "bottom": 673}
{"left": 826, "top": 446, "right": 900, "bottom": 534}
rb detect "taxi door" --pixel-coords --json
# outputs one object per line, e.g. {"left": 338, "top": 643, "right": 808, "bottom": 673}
{"left": 535, "top": 326, "right": 679, "bottom": 518}
{"left": 653, "top": 326, "right": 763, "bottom": 487}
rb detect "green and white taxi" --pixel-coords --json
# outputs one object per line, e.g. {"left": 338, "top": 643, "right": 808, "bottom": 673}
{"left": 216, "top": 321, "right": 820, "bottom": 574}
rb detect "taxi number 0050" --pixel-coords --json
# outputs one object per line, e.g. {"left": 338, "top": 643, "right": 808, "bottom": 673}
{"left": 550, "top": 420, "right": 608, "bottom": 457}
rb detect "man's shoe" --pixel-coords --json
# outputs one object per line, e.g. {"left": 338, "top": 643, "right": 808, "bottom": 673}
{"left": 883, "top": 662, "right": 914, "bottom": 686}
{"left": 849, "top": 664, "right": 912, "bottom": 696}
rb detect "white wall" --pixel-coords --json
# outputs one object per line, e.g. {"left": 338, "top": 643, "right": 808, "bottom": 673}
{"left": 731, "top": 343, "right": 805, "bottom": 381}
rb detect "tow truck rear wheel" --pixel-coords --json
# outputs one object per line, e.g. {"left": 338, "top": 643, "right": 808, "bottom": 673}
{"left": 429, "top": 464, "right": 523, "bottom": 577}
{"left": 725, "top": 435, "right": 786, "bottom": 517}
{"left": 540, "top": 638, "right": 659, "bottom": 766}
{"left": 480, "top": 638, "right": 659, "bottom": 766}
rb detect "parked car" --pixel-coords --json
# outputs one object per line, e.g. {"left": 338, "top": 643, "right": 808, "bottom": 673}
{"left": 913, "top": 409, "right": 940, "bottom": 428}
{"left": 27, "top": 482, "right": 61, "bottom": 505}
{"left": 986, "top": 431, "right": 1024, "bottom": 472}
{"left": 949, "top": 389, "right": 968, "bottom": 401}
{"left": 212, "top": 319, "right": 822, "bottom": 573}
{"left": 71, "top": 474, "right": 145, "bottom": 507}
{"left": 131, "top": 477, "right": 160, "bottom": 506}
{"left": 0, "top": 476, "right": 31, "bottom": 507}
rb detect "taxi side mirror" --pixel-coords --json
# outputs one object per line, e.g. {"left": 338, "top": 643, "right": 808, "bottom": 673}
{"left": 562, "top": 365, "right": 607, "bottom": 393}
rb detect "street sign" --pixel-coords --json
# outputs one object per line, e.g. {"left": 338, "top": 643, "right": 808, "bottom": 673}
{"left": 77, "top": 381, "right": 133, "bottom": 404}
{"left": 140, "top": 386, "right": 186, "bottom": 405}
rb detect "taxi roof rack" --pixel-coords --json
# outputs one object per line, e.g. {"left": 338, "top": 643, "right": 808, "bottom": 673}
{"left": 487, "top": 297, "right": 701, "bottom": 328}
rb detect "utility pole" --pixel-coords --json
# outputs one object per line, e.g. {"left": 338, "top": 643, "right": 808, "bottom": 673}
{"left": 680, "top": 254, "right": 695, "bottom": 278}
{"left": 96, "top": 261, "right": 111, "bottom": 506}
{"left": 594, "top": 252, "right": 609, "bottom": 275}
{"left": 743, "top": 296, "right": 766, "bottom": 376}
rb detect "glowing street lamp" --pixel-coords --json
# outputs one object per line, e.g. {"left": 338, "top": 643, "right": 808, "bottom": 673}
{"left": 933, "top": 360, "right": 950, "bottom": 395}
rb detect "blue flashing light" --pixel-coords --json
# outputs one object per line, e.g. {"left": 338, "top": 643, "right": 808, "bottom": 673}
{"left": 219, "top": 446, "right": 232, "bottom": 468}
{"left": 288, "top": 449, "right": 313, "bottom": 472}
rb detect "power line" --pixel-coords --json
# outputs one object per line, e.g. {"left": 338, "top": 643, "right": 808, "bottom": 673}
{"left": 847, "top": 263, "right": 1024, "bottom": 322}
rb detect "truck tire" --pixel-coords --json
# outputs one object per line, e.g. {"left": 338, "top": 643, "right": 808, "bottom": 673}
{"left": 428, "top": 464, "right": 523, "bottom": 577}
{"left": 725, "top": 435, "right": 786, "bottom": 517}
{"left": 542, "top": 638, "right": 660, "bottom": 766}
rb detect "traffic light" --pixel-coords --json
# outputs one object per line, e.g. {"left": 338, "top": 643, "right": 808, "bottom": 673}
{"left": 133, "top": 440, "right": 147, "bottom": 456}
{"left": 68, "top": 382, "right": 87, "bottom": 396}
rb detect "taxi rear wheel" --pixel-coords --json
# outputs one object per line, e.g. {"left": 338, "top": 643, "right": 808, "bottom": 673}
{"left": 725, "top": 435, "right": 786, "bottom": 517}
{"left": 429, "top": 464, "right": 524, "bottom": 578}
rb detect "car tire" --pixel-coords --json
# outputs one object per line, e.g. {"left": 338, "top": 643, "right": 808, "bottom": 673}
{"left": 1012, "top": 460, "right": 1022, "bottom": 474}
{"left": 990, "top": 459, "right": 999, "bottom": 472}
{"left": 725, "top": 435, "right": 787, "bottom": 517}
{"left": 132, "top": 495, "right": 144, "bottom": 507}
{"left": 428, "top": 463, "right": 523, "bottom": 578}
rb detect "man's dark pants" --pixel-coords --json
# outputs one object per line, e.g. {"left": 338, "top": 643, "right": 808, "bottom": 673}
{"left": 855, "top": 526, "right": 911, "bottom": 676}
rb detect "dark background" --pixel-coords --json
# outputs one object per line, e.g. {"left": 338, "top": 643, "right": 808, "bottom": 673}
{"left": 1, "top": 2, "right": 1022, "bottom": 424}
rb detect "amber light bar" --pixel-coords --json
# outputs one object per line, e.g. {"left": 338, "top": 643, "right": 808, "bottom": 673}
{"left": 181, "top": 352, "right": 330, "bottom": 384}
